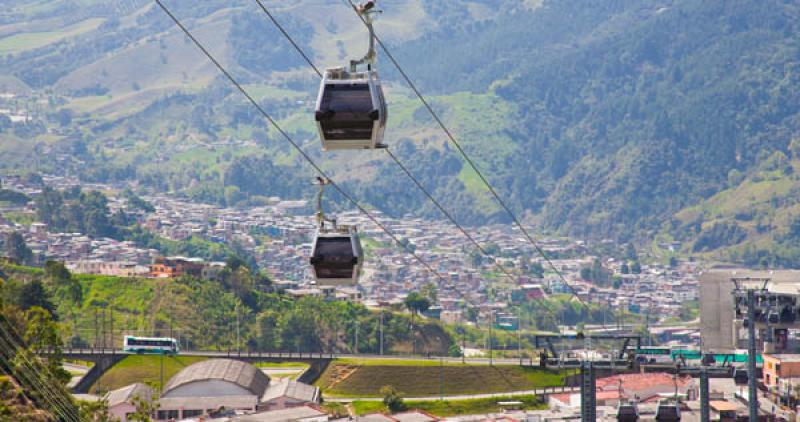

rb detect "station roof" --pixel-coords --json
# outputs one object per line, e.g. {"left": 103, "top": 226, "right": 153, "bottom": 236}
{"left": 163, "top": 359, "right": 270, "bottom": 397}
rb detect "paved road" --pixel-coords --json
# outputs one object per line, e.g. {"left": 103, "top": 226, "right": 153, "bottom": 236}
{"left": 325, "top": 386, "right": 580, "bottom": 402}
{"left": 60, "top": 349, "right": 539, "bottom": 366}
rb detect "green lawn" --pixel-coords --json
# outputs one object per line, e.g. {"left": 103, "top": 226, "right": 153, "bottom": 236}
{"left": 317, "top": 361, "right": 567, "bottom": 398}
{"left": 90, "top": 355, "right": 207, "bottom": 394}
{"left": 353, "top": 395, "right": 546, "bottom": 417}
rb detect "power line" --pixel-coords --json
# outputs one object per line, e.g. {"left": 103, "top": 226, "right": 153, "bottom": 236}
{"left": 0, "top": 320, "right": 80, "bottom": 421}
{"left": 0, "top": 317, "right": 80, "bottom": 420}
{"left": 154, "top": 0, "right": 448, "bottom": 289}
{"left": 0, "top": 344, "right": 76, "bottom": 422}
{"left": 341, "top": 0, "right": 589, "bottom": 310}
{"left": 0, "top": 344, "right": 74, "bottom": 422}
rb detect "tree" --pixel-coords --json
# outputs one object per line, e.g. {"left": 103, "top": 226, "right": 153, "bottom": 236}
{"left": 4, "top": 232, "right": 32, "bottom": 265}
{"left": 380, "top": 385, "right": 406, "bottom": 413}
{"left": 668, "top": 256, "right": 679, "bottom": 268}
{"left": 255, "top": 310, "right": 281, "bottom": 351}
{"left": 127, "top": 392, "right": 157, "bottom": 422}
{"left": 13, "top": 280, "right": 55, "bottom": 314}
{"left": 529, "top": 261, "right": 545, "bottom": 278}
{"left": 631, "top": 261, "right": 642, "bottom": 274}
{"left": 79, "top": 398, "right": 118, "bottom": 422}
{"left": 623, "top": 242, "right": 638, "bottom": 261}
{"left": 420, "top": 282, "right": 438, "bottom": 304}
{"left": 23, "top": 306, "right": 70, "bottom": 384}
{"left": 404, "top": 292, "right": 431, "bottom": 318}
{"left": 45, "top": 260, "right": 70, "bottom": 283}
{"left": 620, "top": 263, "right": 630, "bottom": 274}
{"left": 448, "top": 343, "right": 462, "bottom": 357}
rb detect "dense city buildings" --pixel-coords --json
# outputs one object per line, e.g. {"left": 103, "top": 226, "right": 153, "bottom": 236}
{"left": 0, "top": 175, "right": 700, "bottom": 333}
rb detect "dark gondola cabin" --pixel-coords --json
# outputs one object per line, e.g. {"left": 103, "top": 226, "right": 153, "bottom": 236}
{"left": 310, "top": 226, "right": 363, "bottom": 286}
{"left": 655, "top": 400, "right": 680, "bottom": 421}
{"left": 616, "top": 401, "right": 639, "bottom": 422}
{"left": 315, "top": 67, "right": 387, "bottom": 150}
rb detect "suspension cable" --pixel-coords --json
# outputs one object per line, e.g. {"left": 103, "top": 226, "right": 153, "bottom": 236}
{"left": 0, "top": 318, "right": 80, "bottom": 421}
{"left": 155, "top": 0, "right": 447, "bottom": 289}
{"left": 250, "top": 0, "right": 563, "bottom": 328}
{"left": 341, "top": 0, "right": 589, "bottom": 309}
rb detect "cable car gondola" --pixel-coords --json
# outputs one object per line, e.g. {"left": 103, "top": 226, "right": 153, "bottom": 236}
{"left": 310, "top": 226, "right": 363, "bottom": 286}
{"left": 655, "top": 399, "right": 680, "bottom": 421}
{"left": 616, "top": 401, "right": 639, "bottom": 422}
{"left": 315, "top": 1, "right": 387, "bottom": 151}
{"left": 315, "top": 68, "right": 386, "bottom": 150}
{"left": 308, "top": 177, "right": 364, "bottom": 286}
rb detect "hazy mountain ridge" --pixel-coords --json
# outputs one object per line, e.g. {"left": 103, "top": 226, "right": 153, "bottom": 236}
{"left": 1, "top": 0, "right": 800, "bottom": 262}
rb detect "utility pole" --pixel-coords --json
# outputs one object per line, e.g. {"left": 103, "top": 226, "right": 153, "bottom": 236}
{"left": 517, "top": 318, "right": 522, "bottom": 366}
{"left": 236, "top": 302, "right": 240, "bottom": 355}
{"left": 747, "top": 289, "right": 758, "bottom": 422}
{"left": 488, "top": 309, "right": 493, "bottom": 366}
{"left": 110, "top": 308, "right": 114, "bottom": 353}
{"left": 169, "top": 307, "right": 173, "bottom": 340}
{"left": 461, "top": 325, "right": 466, "bottom": 365}
{"left": 700, "top": 366, "right": 710, "bottom": 422}
{"left": 439, "top": 355, "right": 444, "bottom": 401}
{"left": 102, "top": 307, "right": 107, "bottom": 350}
{"left": 94, "top": 308, "right": 98, "bottom": 349}
{"left": 580, "top": 360, "right": 596, "bottom": 422}
{"left": 354, "top": 319, "right": 359, "bottom": 354}
{"left": 160, "top": 351, "right": 164, "bottom": 393}
{"left": 379, "top": 311, "right": 384, "bottom": 356}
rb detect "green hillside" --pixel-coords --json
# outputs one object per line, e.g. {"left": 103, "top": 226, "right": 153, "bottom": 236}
{"left": 316, "top": 359, "right": 568, "bottom": 397}
{"left": 1, "top": 0, "right": 800, "bottom": 262}
{"left": 0, "top": 262, "right": 454, "bottom": 355}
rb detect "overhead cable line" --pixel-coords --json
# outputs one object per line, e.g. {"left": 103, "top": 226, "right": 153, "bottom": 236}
{"left": 0, "top": 339, "right": 74, "bottom": 422}
{"left": 341, "top": 0, "right": 589, "bottom": 309}
{"left": 155, "top": 0, "right": 448, "bottom": 289}
{"left": 0, "top": 319, "right": 79, "bottom": 421}
{"left": 0, "top": 316, "right": 80, "bottom": 420}
{"left": 251, "top": 0, "right": 563, "bottom": 327}
{"left": 0, "top": 334, "right": 77, "bottom": 422}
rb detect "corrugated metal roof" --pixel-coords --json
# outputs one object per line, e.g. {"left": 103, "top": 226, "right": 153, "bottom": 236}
{"left": 260, "top": 378, "right": 319, "bottom": 403}
{"left": 104, "top": 383, "right": 153, "bottom": 408}
{"left": 163, "top": 359, "right": 270, "bottom": 397}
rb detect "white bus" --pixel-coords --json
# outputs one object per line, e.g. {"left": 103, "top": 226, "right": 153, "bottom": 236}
{"left": 123, "top": 336, "right": 180, "bottom": 355}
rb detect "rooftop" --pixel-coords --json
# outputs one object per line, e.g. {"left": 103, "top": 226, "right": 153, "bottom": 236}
{"left": 163, "top": 359, "right": 270, "bottom": 397}
{"left": 104, "top": 383, "right": 153, "bottom": 408}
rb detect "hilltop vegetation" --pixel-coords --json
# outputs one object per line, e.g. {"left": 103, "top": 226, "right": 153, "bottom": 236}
{"left": 0, "top": 1, "right": 800, "bottom": 263}
{"left": 0, "top": 262, "right": 454, "bottom": 355}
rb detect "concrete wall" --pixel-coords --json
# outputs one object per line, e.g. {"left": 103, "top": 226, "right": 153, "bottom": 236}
{"left": 699, "top": 270, "right": 736, "bottom": 350}
{"left": 109, "top": 403, "right": 135, "bottom": 422}
{"left": 700, "top": 268, "right": 800, "bottom": 350}
{"left": 71, "top": 354, "right": 127, "bottom": 393}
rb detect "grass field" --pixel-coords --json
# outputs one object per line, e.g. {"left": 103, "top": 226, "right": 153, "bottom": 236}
{"left": 316, "top": 360, "right": 567, "bottom": 398}
{"left": 352, "top": 395, "right": 546, "bottom": 416}
{"left": 90, "top": 355, "right": 208, "bottom": 394}
{"left": 0, "top": 18, "right": 105, "bottom": 54}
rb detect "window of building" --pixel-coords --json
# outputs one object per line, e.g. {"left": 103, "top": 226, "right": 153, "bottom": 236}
{"left": 183, "top": 409, "right": 203, "bottom": 417}
{"left": 157, "top": 410, "right": 179, "bottom": 420}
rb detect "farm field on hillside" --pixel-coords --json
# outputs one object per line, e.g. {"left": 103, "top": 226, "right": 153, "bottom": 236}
{"left": 316, "top": 360, "right": 568, "bottom": 398}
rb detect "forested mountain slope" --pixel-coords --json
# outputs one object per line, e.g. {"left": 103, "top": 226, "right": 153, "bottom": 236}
{"left": 1, "top": 0, "right": 799, "bottom": 259}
